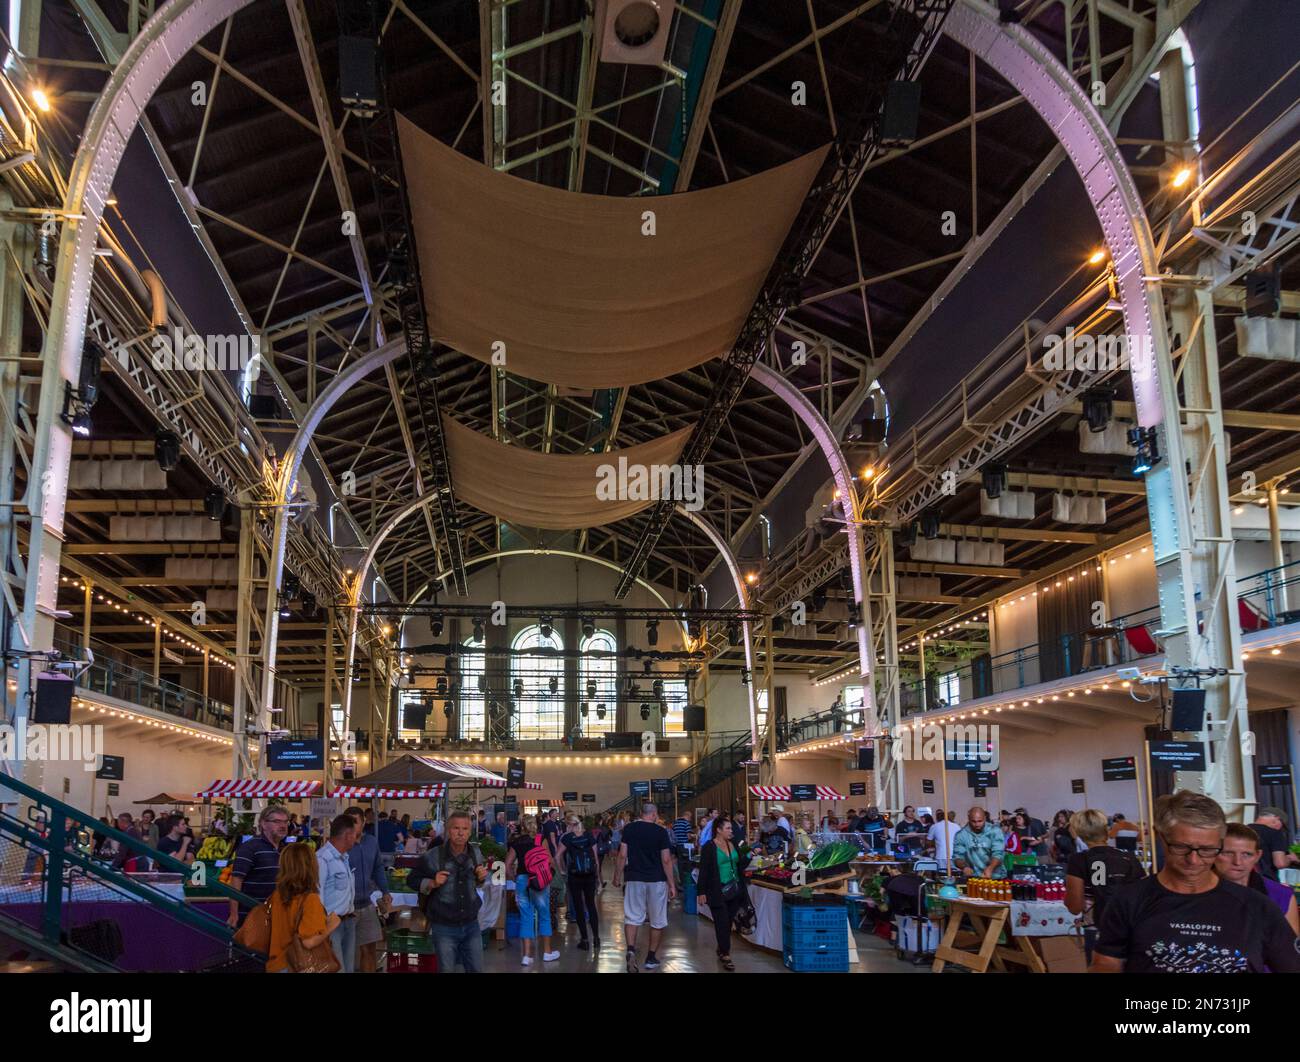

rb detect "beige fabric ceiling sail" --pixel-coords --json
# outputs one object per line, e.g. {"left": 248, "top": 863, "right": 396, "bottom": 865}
{"left": 398, "top": 114, "right": 829, "bottom": 389}
{"left": 443, "top": 415, "right": 693, "bottom": 530}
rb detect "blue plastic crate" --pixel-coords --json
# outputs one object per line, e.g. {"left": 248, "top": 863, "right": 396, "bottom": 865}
{"left": 782, "top": 924, "right": 845, "bottom": 954}
{"left": 783, "top": 947, "right": 850, "bottom": 973}
{"left": 782, "top": 905, "right": 848, "bottom": 932}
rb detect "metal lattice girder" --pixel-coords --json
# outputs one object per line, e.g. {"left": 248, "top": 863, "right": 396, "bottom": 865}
{"left": 338, "top": 0, "right": 469, "bottom": 596}
{"left": 613, "top": 0, "right": 956, "bottom": 598}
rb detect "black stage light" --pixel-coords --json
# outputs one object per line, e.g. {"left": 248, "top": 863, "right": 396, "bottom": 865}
{"left": 727, "top": 620, "right": 741, "bottom": 645}
{"left": 443, "top": 701, "right": 453, "bottom": 718}
{"left": 155, "top": 431, "right": 181, "bottom": 471}
{"left": 79, "top": 342, "right": 103, "bottom": 406}
{"left": 283, "top": 574, "right": 301, "bottom": 599}
{"left": 472, "top": 619, "right": 484, "bottom": 643}
{"left": 981, "top": 462, "right": 1007, "bottom": 500}
{"left": 549, "top": 676, "right": 558, "bottom": 694}
{"left": 580, "top": 702, "right": 589, "bottom": 717}
{"left": 640, "top": 703, "right": 651, "bottom": 720}
{"left": 1129, "top": 426, "right": 1161, "bottom": 475}
{"left": 645, "top": 619, "right": 658, "bottom": 646}
{"left": 540, "top": 616, "right": 553, "bottom": 639}
{"left": 920, "top": 511, "right": 941, "bottom": 539}
{"left": 1082, "top": 387, "right": 1116, "bottom": 433}
{"left": 300, "top": 592, "right": 317, "bottom": 619}
{"left": 595, "top": 703, "right": 607, "bottom": 720}
{"left": 512, "top": 678, "right": 524, "bottom": 698}
{"left": 431, "top": 615, "right": 444, "bottom": 637}
{"left": 586, "top": 679, "right": 597, "bottom": 698}
{"left": 204, "top": 488, "right": 227, "bottom": 521}
{"left": 581, "top": 616, "right": 595, "bottom": 639}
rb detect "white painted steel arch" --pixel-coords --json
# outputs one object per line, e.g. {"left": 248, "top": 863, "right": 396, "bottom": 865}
{"left": 27, "top": 0, "right": 1187, "bottom": 782}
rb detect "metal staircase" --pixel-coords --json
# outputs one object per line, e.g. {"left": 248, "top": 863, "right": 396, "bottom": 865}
{"left": 0, "top": 773, "right": 259, "bottom": 971}
{"left": 603, "top": 731, "right": 755, "bottom": 820}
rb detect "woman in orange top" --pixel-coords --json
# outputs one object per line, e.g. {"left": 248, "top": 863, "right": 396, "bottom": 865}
{"left": 266, "top": 841, "right": 338, "bottom": 972}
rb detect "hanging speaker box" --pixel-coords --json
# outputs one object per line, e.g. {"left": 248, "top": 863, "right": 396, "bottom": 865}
{"left": 597, "top": 0, "right": 675, "bottom": 66}
{"left": 34, "top": 672, "right": 75, "bottom": 724}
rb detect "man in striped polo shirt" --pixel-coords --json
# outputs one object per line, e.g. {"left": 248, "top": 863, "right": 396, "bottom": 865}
{"left": 226, "top": 805, "right": 290, "bottom": 926}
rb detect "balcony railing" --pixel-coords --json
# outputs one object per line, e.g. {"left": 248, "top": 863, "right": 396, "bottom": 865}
{"left": 52, "top": 630, "right": 233, "bottom": 732}
{"left": 897, "top": 559, "right": 1300, "bottom": 716}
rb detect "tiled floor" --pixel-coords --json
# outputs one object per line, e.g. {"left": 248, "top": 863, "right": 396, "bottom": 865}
{"left": 476, "top": 883, "right": 932, "bottom": 974}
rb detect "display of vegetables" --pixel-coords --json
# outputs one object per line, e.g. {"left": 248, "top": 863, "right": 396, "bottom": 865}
{"left": 807, "top": 841, "right": 859, "bottom": 870}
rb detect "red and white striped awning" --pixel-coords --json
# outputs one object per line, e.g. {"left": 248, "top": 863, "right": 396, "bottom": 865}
{"left": 197, "top": 779, "right": 322, "bottom": 798}
{"left": 417, "top": 757, "right": 544, "bottom": 790}
{"left": 748, "top": 785, "right": 843, "bottom": 801}
{"left": 329, "top": 785, "right": 447, "bottom": 800}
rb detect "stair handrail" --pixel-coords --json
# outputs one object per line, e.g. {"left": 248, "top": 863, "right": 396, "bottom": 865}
{"left": 1, "top": 771, "right": 258, "bottom": 960}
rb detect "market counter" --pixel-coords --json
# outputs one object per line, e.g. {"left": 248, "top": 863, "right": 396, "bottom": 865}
{"left": 698, "top": 878, "right": 857, "bottom": 963}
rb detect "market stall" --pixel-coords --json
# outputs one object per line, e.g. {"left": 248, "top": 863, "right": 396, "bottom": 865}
{"left": 697, "top": 824, "right": 859, "bottom": 968}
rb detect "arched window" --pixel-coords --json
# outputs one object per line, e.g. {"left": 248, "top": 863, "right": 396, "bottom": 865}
{"left": 459, "top": 636, "right": 486, "bottom": 741}
{"left": 511, "top": 625, "right": 564, "bottom": 740}
{"left": 579, "top": 629, "right": 617, "bottom": 735}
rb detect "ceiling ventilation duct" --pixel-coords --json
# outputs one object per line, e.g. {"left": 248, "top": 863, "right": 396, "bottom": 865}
{"left": 597, "top": 0, "right": 675, "bottom": 66}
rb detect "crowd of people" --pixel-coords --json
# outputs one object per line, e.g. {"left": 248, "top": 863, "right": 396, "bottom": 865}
{"left": 75, "top": 786, "right": 1298, "bottom": 976}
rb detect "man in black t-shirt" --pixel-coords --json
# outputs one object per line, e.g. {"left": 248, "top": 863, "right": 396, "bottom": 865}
{"left": 1093, "top": 791, "right": 1300, "bottom": 973}
{"left": 614, "top": 803, "right": 675, "bottom": 973}
{"left": 1250, "top": 808, "right": 1297, "bottom": 881}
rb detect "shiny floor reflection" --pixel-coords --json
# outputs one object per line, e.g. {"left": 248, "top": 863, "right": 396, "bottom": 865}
{"left": 473, "top": 881, "right": 931, "bottom": 974}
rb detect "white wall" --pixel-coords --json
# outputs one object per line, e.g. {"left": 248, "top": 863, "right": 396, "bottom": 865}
{"left": 898, "top": 715, "right": 1150, "bottom": 823}
{"left": 54, "top": 708, "right": 231, "bottom": 821}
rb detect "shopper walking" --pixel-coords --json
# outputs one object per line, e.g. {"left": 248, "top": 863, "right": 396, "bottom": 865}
{"left": 614, "top": 802, "right": 675, "bottom": 972}
{"left": 266, "top": 840, "right": 338, "bottom": 973}
{"left": 1249, "top": 807, "right": 1299, "bottom": 880}
{"left": 227, "top": 805, "right": 290, "bottom": 927}
{"left": 1215, "top": 823, "right": 1300, "bottom": 934}
{"left": 1050, "top": 810, "right": 1074, "bottom": 863}
{"left": 927, "top": 810, "right": 960, "bottom": 872}
{"left": 557, "top": 815, "right": 601, "bottom": 950}
{"left": 344, "top": 806, "right": 391, "bottom": 974}
{"left": 408, "top": 810, "right": 489, "bottom": 972}
{"left": 506, "top": 814, "right": 559, "bottom": 965}
{"left": 1093, "top": 791, "right": 1300, "bottom": 973}
{"left": 697, "top": 817, "right": 751, "bottom": 971}
{"left": 316, "top": 814, "right": 359, "bottom": 972}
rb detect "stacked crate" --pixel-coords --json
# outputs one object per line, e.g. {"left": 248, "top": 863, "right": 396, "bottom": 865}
{"left": 781, "top": 897, "right": 849, "bottom": 973}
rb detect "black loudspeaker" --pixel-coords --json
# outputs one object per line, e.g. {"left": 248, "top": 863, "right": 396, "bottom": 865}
{"left": 402, "top": 703, "right": 430, "bottom": 732}
{"left": 857, "top": 745, "right": 875, "bottom": 771}
{"left": 1171, "top": 687, "right": 1207, "bottom": 732}
{"left": 683, "top": 704, "right": 706, "bottom": 732}
{"left": 880, "top": 81, "right": 921, "bottom": 147}
{"left": 338, "top": 35, "right": 377, "bottom": 109}
{"left": 34, "top": 672, "right": 74, "bottom": 724}
{"left": 604, "top": 731, "right": 640, "bottom": 750}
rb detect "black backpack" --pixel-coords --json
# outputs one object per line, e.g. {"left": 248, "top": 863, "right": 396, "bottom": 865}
{"left": 566, "top": 834, "right": 595, "bottom": 877}
{"left": 1084, "top": 847, "right": 1144, "bottom": 925}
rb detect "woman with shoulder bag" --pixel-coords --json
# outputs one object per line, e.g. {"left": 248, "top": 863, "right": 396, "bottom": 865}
{"left": 697, "top": 817, "right": 751, "bottom": 971}
{"left": 266, "top": 841, "right": 340, "bottom": 972}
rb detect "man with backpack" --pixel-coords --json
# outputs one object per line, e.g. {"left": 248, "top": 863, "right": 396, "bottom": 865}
{"left": 1063, "top": 808, "right": 1145, "bottom": 962}
{"left": 407, "top": 810, "right": 489, "bottom": 973}
{"left": 614, "top": 803, "right": 675, "bottom": 972}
